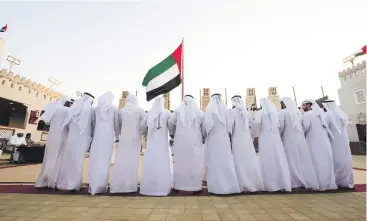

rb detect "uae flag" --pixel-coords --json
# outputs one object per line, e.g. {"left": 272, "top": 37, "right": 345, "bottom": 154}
{"left": 0, "top": 24, "right": 7, "bottom": 32}
{"left": 355, "top": 45, "right": 367, "bottom": 57}
{"left": 142, "top": 43, "right": 182, "bottom": 101}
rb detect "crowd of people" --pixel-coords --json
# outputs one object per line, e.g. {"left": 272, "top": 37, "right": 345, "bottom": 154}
{"left": 34, "top": 91, "right": 354, "bottom": 196}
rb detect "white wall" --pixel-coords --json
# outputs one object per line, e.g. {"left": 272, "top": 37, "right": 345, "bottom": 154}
{"left": 0, "top": 76, "right": 59, "bottom": 142}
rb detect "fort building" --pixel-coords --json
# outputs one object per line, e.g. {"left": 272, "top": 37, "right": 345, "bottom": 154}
{"left": 0, "top": 69, "right": 62, "bottom": 143}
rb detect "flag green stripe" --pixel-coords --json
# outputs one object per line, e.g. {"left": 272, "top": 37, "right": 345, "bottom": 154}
{"left": 142, "top": 54, "right": 176, "bottom": 87}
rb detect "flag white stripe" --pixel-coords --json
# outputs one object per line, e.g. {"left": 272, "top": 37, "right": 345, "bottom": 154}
{"left": 146, "top": 64, "right": 180, "bottom": 92}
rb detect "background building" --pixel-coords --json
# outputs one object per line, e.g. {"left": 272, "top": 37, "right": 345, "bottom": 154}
{"left": 268, "top": 87, "right": 281, "bottom": 110}
{"left": 0, "top": 69, "right": 61, "bottom": 142}
{"left": 163, "top": 92, "right": 170, "bottom": 110}
{"left": 201, "top": 88, "right": 210, "bottom": 111}
{"left": 245, "top": 88, "right": 257, "bottom": 118}
{"left": 337, "top": 60, "right": 366, "bottom": 142}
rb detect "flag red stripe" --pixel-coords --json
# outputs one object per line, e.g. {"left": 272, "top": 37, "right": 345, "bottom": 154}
{"left": 171, "top": 43, "right": 182, "bottom": 76}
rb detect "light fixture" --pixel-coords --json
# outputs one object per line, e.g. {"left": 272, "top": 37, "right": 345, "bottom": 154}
{"left": 7, "top": 56, "right": 21, "bottom": 65}
{"left": 48, "top": 77, "right": 60, "bottom": 86}
{"left": 9, "top": 102, "right": 13, "bottom": 104}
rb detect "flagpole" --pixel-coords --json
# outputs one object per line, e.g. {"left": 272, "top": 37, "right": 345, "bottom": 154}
{"left": 292, "top": 86, "right": 297, "bottom": 106}
{"left": 181, "top": 37, "right": 184, "bottom": 101}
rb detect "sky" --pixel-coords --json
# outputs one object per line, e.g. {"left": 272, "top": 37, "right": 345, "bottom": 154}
{"left": 0, "top": 0, "right": 366, "bottom": 110}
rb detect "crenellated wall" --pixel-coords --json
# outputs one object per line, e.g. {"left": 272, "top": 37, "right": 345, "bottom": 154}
{"left": 0, "top": 69, "right": 62, "bottom": 142}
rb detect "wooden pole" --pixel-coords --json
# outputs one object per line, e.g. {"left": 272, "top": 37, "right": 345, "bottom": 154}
{"left": 225, "top": 88, "right": 228, "bottom": 106}
{"left": 199, "top": 88, "right": 202, "bottom": 109}
{"left": 321, "top": 86, "right": 325, "bottom": 97}
{"left": 181, "top": 38, "right": 184, "bottom": 101}
{"left": 292, "top": 86, "right": 297, "bottom": 106}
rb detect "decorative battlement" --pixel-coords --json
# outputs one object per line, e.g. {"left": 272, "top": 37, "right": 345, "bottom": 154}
{"left": 246, "top": 88, "right": 256, "bottom": 97}
{"left": 268, "top": 87, "right": 278, "bottom": 96}
{"left": 201, "top": 88, "right": 210, "bottom": 111}
{"left": 163, "top": 93, "right": 170, "bottom": 110}
{"left": 0, "top": 69, "right": 61, "bottom": 99}
{"left": 338, "top": 60, "right": 366, "bottom": 80}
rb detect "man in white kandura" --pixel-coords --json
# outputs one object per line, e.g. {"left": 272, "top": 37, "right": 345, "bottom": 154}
{"left": 168, "top": 95, "right": 206, "bottom": 194}
{"left": 7, "top": 130, "right": 27, "bottom": 163}
{"left": 230, "top": 95, "right": 264, "bottom": 192}
{"left": 35, "top": 96, "right": 73, "bottom": 189}
{"left": 110, "top": 94, "right": 145, "bottom": 193}
{"left": 140, "top": 96, "right": 172, "bottom": 196}
{"left": 88, "top": 92, "right": 119, "bottom": 195}
{"left": 279, "top": 97, "right": 319, "bottom": 190}
{"left": 302, "top": 99, "right": 337, "bottom": 191}
{"left": 253, "top": 98, "right": 291, "bottom": 192}
{"left": 56, "top": 92, "right": 95, "bottom": 191}
{"left": 322, "top": 100, "right": 354, "bottom": 189}
{"left": 204, "top": 93, "right": 240, "bottom": 195}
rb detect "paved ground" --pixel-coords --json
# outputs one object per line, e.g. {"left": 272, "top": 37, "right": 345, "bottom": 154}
{"left": 0, "top": 154, "right": 365, "bottom": 184}
{"left": 0, "top": 192, "right": 365, "bottom": 221}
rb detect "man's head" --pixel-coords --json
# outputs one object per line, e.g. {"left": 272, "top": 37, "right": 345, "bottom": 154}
{"left": 280, "top": 101, "right": 286, "bottom": 109}
{"left": 17, "top": 132, "right": 24, "bottom": 138}
{"left": 302, "top": 101, "right": 312, "bottom": 112}
{"left": 64, "top": 100, "right": 73, "bottom": 107}
{"left": 83, "top": 92, "right": 95, "bottom": 105}
{"left": 26, "top": 133, "right": 31, "bottom": 139}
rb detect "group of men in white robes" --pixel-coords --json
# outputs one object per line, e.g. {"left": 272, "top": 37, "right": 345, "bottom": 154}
{"left": 35, "top": 89, "right": 354, "bottom": 196}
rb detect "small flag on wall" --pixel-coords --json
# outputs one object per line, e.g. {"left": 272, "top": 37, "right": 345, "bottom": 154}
{"left": 355, "top": 45, "right": 367, "bottom": 57}
{"left": 0, "top": 24, "right": 7, "bottom": 32}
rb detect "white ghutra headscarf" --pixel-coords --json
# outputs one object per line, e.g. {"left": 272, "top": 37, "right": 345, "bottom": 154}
{"left": 231, "top": 95, "right": 250, "bottom": 130}
{"left": 304, "top": 99, "right": 334, "bottom": 139}
{"left": 177, "top": 95, "right": 200, "bottom": 128}
{"left": 204, "top": 94, "right": 230, "bottom": 134}
{"left": 260, "top": 98, "right": 279, "bottom": 130}
{"left": 280, "top": 97, "right": 303, "bottom": 132}
{"left": 125, "top": 94, "right": 138, "bottom": 108}
{"left": 147, "top": 96, "right": 165, "bottom": 130}
{"left": 62, "top": 93, "right": 94, "bottom": 133}
{"left": 39, "top": 95, "right": 72, "bottom": 123}
{"left": 322, "top": 101, "right": 349, "bottom": 135}
{"left": 97, "top": 91, "right": 114, "bottom": 121}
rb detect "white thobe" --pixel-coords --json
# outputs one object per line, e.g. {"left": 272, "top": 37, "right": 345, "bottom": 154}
{"left": 302, "top": 111, "right": 337, "bottom": 191}
{"left": 56, "top": 109, "right": 95, "bottom": 191}
{"left": 7, "top": 135, "right": 27, "bottom": 163}
{"left": 230, "top": 109, "right": 264, "bottom": 192}
{"left": 88, "top": 107, "right": 119, "bottom": 195}
{"left": 326, "top": 113, "right": 354, "bottom": 188}
{"left": 254, "top": 110, "right": 292, "bottom": 192}
{"left": 279, "top": 110, "right": 319, "bottom": 190}
{"left": 35, "top": 107, "right": 69, "bottom": 188}
{"left": 205, "top": 116, "right": 240, "bottom": 194}
{"left": 168, "top": 111, "right": 205, "bottom": 191}
{"left": 139, "top": 110, "right": 173, "bottom": 196}
{"left": 110, "top": 106, "right": 145, "bottom": 193}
